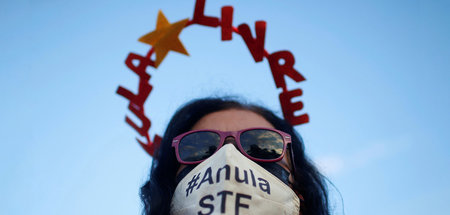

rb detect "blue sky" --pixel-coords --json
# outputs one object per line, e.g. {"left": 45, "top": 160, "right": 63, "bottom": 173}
{"left": 1, "top": 0, "right": 449, "bottom": 214}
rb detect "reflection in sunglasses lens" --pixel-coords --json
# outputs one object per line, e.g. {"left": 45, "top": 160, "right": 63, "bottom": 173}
{"left": 240, "top": 130, "right": 284, "bottom": 160}
{"left": 179, "top": 132, "right": 220, "bottom": 162}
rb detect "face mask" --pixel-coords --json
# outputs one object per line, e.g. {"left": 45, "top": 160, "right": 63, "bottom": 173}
{"left": 170, "top": 144, "right": 300, "bottom": 215}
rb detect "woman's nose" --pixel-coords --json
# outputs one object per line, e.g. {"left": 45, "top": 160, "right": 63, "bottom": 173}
{"left": 224, "top": 136, "right": 237, "bottom": 145}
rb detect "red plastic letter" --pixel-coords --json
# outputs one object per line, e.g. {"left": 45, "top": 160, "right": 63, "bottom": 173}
{"left": 268, "top": 51, "right": 305, "bottom": 90}
{"left": 238, "top": 21, "right": 266, "bottom": 62}
{"left": 117, "top": 53, "right": 152, "bottom": 106}
{"left": 221, "top": 6, "right": 233, "bottom": 41}
{"left": 193, "top": 0, "right": 219, "bottom": 27}
{"left": 137, "top": 134, "right": 162, "bottom": 157}
{"left": 125, "top": 53, "right": 152, "bottom": 80}
{"left": 126, "top": 102, "right": 152, "bottom": 137}
{"left": 279, "top": 89, "right": 309, "bottom": 125}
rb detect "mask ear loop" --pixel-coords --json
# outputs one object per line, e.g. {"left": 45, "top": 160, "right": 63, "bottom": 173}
{"left": 287, "top": 143, "right": 305, "bottom": 203}
{"left": 287, "top": 143, "right": 296, "bottom": 174}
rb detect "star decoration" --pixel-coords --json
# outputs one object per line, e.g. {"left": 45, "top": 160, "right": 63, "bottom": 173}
{"left": 138, "top": 10, "right": 189, "bottom": 67}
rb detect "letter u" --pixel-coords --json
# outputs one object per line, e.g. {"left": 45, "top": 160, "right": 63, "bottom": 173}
{"left": 234, "top": 166, "right": 248, "bottom": 184}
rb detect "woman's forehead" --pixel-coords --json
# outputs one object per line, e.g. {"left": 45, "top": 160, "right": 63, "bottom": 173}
{"left": 191, "top": 109, "right": 274, "bottom": 131}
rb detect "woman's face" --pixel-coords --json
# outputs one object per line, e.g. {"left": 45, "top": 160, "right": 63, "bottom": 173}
{"left": 177, "top": 108, "right": 292, "bottom": 175}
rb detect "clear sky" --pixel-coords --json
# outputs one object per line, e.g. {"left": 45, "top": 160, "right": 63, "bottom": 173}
{"left": 1, "top": 0, "right": 449, "bottom": 214}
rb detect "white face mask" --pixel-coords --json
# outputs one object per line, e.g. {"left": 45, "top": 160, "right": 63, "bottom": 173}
{"left": 170, "top": 144, "right": 300, "bottom": 215}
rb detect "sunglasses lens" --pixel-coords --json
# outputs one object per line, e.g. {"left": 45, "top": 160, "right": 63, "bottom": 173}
{"left": 178, "top": 131, "right": 221, "bottom": 162}
{"left": 240, "top": 129, "right": 284, "bottom": 160}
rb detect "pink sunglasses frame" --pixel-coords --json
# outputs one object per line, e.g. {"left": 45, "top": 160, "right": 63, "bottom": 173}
{"left": 172, "top": 127, "right": 292, "bottom": 165}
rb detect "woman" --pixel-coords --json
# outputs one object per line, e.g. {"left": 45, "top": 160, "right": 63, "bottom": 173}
{"left": 140, "top": 97, "right": 330, "bottom": 215}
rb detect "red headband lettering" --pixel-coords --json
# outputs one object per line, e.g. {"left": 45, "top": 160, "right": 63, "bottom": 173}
{"left": 117, "top": 0, "right": 309, "bottom": 157}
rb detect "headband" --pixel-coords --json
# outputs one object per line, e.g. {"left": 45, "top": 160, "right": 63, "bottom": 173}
{"left": 117, "top": 0, "right": 309, "bottom": 157}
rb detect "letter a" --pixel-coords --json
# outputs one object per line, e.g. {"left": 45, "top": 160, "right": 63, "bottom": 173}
{"left": 197, "top": 167, "right": 214, "bottom": 190}
{"left": 258, "top": 178, "right": 271, "bottom": 194}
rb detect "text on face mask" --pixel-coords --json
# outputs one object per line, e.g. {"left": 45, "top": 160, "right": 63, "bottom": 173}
{"left": 183, "top": 164, "right": 271, "bottom": 215}
{"left": 185, "top": 164, "right": 271, "bottom": 197}
{"left": 198, "top": 191, "right": 251, "bottom": 215}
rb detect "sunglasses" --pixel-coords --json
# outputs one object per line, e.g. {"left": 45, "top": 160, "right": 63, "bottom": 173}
{"left": 172, "top": 127, "right": 292, "bottom": 164}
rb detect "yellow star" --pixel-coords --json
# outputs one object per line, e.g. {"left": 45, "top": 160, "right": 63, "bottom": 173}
{"left": 138, "top": 10, "right": 189, "bottom": 67}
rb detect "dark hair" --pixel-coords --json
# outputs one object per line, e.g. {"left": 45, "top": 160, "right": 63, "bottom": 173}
{"left": 140, "top": 97, "right": 330, "bottom": 215}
